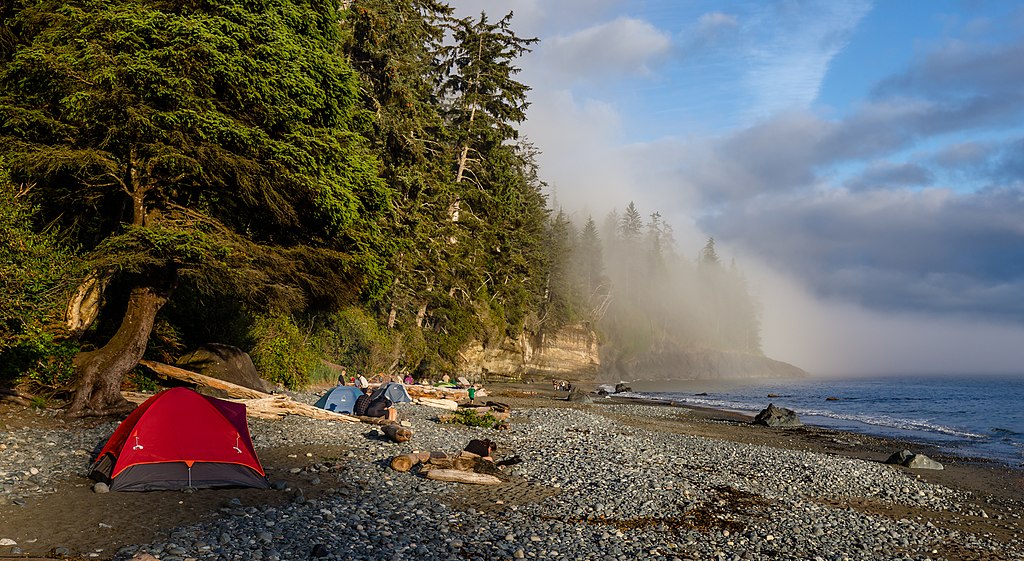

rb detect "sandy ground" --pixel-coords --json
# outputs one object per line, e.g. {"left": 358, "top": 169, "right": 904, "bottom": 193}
{"left": 0, "top": 381, "right": 1022, "bottom": 560}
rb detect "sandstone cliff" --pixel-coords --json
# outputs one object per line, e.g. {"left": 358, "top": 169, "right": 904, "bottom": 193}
{"left": 458, "top": 323, "right": 600, "bottom": 381}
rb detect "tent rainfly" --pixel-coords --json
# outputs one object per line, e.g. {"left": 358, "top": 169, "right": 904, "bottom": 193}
{"left": 370, "top": 382, "right": 412, "bottom": 404}
{"left": 89, "top": 387, "right": 269, "bottom": 491}
{"left": 313, "top": 385, "right": 365, "bottom": 414}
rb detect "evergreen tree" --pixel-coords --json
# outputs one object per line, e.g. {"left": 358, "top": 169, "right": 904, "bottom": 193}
{"left": 700, "top": 237, "right": 721, "bottom": 267}
{"left": 0, "top": 0, "right": 388, "bottom": 414}
{"left": 441, "top": 11, "right": 538, "bottom": 185}
{"left": 619, "top": 201, "right": 644, "bottom": 243}
{"left": 340, "top": 0, "right": 456, "bottom": 331}
{"left": 541, "top": 209, "right": 581, "bottom": 327}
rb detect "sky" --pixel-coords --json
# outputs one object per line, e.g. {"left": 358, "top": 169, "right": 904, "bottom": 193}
{"left": 447, "top": 0, "right": 1024, "bottom": 377}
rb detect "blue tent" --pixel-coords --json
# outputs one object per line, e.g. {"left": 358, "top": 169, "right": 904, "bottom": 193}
{"left": 369, "top": 382, "right": 412, "bottom": 404}
{"left": 314, "top": 385, "right": 365, "bottom": 414}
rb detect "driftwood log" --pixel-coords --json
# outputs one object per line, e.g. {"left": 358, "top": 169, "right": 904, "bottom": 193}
{"left": 423, "top": 469, "right": 502, "bottom": 485}
{"left": 0, "top": 388, "right": 33, "bottom": 407}
{"left": 390, "top": 451, "right": 434, "bottom": 472}
{"left": 126, "top": 362, "right": 364, "bottom": 423}
{"left": 416, "top": 397, "right": 459, "bottom": 410}
{"left": 389, "top": 450, "right": 494, "bottom": 476}
{"left": 139, "top": 360, "right": 268, "bottom": 399}
{"left": 242, "top": 395, "right": 360, "bottom": 422}
{"left": 382, "top": 423, "right": 413, "bottom": 443}
{"left": 404, "top": 385, "right": 471, "bottom": 401}
{"left": 122, "top": 391, "right": 360, "bottom": 423}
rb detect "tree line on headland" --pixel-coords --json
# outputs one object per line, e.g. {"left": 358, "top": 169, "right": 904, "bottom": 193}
{"left": 0, "top": 0, "right": 761, "bottom": 415}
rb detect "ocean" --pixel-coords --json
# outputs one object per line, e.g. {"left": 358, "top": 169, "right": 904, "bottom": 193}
{"left": 620, "top": 374, "right": 1024, "bottom": 468}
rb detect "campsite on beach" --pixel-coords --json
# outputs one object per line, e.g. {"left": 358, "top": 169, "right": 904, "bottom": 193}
{"left": 4, "top": 1, "right": 1024, "bottom": 560}
{"left": 2, "top": 367, "right": 1024, "bottom": 560}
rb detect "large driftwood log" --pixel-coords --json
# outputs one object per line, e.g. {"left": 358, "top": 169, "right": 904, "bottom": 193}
{"left": 416, "top": 397, "right": 459, "bottom": 410}
{"left": 404, "top": 385, "right": 472, "bottom": 401}
{"left": 390, "top": 451, "right": 433, "bottom": 472}
{"left": 121, "top": 390, "right": 360, "bottom": 423}
{"left": 243, "top": 395, "right": 359, "bottom": 422}
{"left": 139, "top": 360, "right": 268, "bottom": 399}
{"left": 424, "top": 469, "right": 502, "bottom": 485}
{"left": 389, "top": 450, "right": 484, "bottom": 473}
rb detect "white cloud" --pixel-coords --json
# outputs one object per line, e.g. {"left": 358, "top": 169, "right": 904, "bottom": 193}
{"left": 545, "top": 17, "right": 672, "bottom": 81}
{"left": 696, "top": 11, "right": 738, "bottom": 35}
{"left": 741, "top": 1, "right": 872, "bottom": 121}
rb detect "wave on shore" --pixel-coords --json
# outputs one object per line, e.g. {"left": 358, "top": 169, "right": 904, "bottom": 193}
{"left": 615, "top": 374, "right": 1024, "bottom": 467}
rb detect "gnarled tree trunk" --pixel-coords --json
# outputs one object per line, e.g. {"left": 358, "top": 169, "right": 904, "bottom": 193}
{"left": 66, "top": 272, "right": 177, "bottom": 417}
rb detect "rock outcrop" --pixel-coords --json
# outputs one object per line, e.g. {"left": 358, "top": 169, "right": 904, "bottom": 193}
{"left": 176, "top": 343, "right": 273, "bottom": 393}
{"left": 457, "top": 325, "right": 804, "bottom": 385}
{"left": 459, "top": 323, "right": 600, "bottom": 381}
{"left": 753, "top": 403, "right": 803, "bottom": 427}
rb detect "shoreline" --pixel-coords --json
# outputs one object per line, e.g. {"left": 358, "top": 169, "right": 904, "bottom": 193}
{"left": 492, "top": 382, "right": 1024, "bottom": 503}
{"left": 0, "top": 381, "right": 1022, "bottom": 560}
{"left": 595, "top": 377, "right": 1024, "bottom": 472}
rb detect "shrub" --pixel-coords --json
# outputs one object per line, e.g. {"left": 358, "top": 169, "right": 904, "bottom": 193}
{"left": 318, "top": 306, "right": 395, "bottom": 375}
{"left": 440, "top": 408, "right": 508, "bottom": 430}
{"left": 0, "top": 161, "right": 81, "bottom": 388}
{"left": 248, "top": 314, "right": 319, "bottom": 389}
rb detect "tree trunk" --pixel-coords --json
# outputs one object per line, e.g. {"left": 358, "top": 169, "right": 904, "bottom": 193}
{"left": 66, "top": 273, "right": 176, "bottom": 417}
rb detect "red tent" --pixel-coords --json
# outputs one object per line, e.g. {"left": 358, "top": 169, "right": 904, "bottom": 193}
{"left": 89, "top": 387, "right": 269, "bottom": 491}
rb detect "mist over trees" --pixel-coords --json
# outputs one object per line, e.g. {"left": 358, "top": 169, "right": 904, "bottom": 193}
{"left": 0, "top": 0, "right": 763, "bottom": 408}
{"left": 542, "top": 203, "right": 762, "bottom": 367}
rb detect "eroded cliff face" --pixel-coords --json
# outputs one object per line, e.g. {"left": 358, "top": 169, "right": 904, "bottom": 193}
{"left": 459, "top": 323, "right": 600, "bottom": 381}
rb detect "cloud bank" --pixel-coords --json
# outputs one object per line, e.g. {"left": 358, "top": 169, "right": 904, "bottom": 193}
{"left": 447, "top": 0, "right": 1024, "bottom": 375}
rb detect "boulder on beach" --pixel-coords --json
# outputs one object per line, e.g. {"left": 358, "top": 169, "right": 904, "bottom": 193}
{"left": 566, "top": 388, "right": 593, "bottom": 405}
{"left": 885, "top": 449, "right": 944, "bottom": 470}
{"left": 176, "top": 343, "right": 273, "bottom": 393}
{"left": 752, "top": 403, "right": 802, "bottom": 427}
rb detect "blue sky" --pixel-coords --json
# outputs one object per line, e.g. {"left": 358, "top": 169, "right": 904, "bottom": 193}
{"left": 449, "top": 0, "right": 1024, "bottom": 376}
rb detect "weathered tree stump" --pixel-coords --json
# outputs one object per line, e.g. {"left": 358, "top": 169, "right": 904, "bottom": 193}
{"left": 382, "top": 423, "right": 413, "bottom": 443}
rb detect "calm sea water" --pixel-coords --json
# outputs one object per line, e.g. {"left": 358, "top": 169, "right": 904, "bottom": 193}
{"left": 620, "top": 375, "right": 1024, "bottom": 468}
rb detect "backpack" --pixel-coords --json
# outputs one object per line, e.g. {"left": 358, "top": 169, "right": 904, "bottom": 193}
{"left": 365, "top": 396, "right": 393, "bottom": 418}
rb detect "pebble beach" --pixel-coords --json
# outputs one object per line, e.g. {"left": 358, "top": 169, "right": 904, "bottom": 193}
{"left": 1, "top": 387, "right": 1023, "bottom": 561}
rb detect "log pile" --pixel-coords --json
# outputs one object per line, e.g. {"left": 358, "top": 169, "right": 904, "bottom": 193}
{"left": 389, "top": 450, "right": 504, "bottom": 485}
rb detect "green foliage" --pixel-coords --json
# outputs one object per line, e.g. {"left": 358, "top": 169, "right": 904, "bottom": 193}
{"left": 317, "top": 306, "right": 395, "bottom": 375}
{"left": 1, "top": 326, "right": 79, "bottom": 391}
{"left": 249, "top": 314, "right": 319, "bottom": 390}
{"left": 441, "top": 408, "right": 506, "bottom": 430}
{"left": 423, "top": 298, "right": 477, "bottom": 365}
{"left": 307, "top": 361, "right": 340, "bottom": 386}
{"left": 123, "top": 369, "right": 160, "bottom": 393}
{"left": 0, "top": 160, "right": 81, "bottom": 387}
